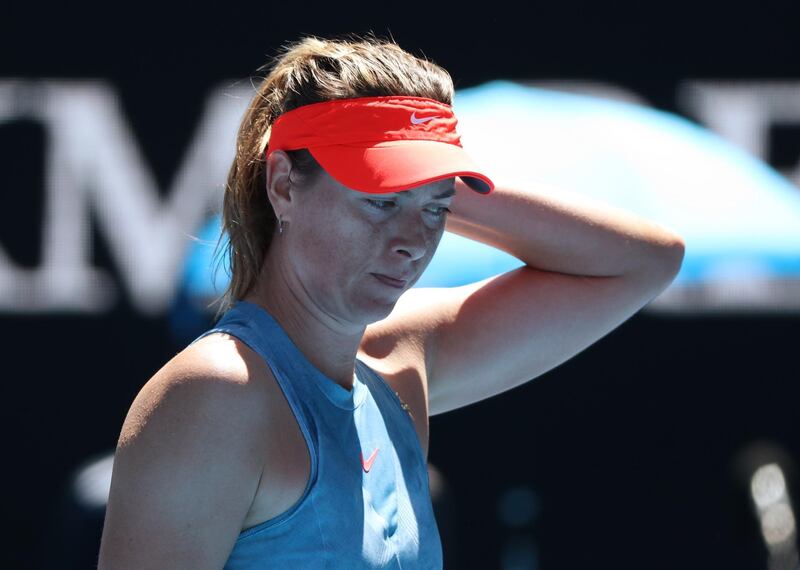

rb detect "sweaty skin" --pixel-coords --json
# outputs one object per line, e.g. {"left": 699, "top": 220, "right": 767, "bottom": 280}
{"left": 243, "top": 149, "right": 456, "bottom": 393}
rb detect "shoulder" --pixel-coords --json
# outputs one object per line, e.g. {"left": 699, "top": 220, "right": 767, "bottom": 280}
{"left": 359, "top": 290, "right": 435, "bottom": 443}
{"left": 360, "top": 287, "right": 448, "bottom": 366}
{"left": 172, "top": 331, "right": 276, "bottom": 402}
{"left": 99, "top": 334, "right": 276, "bottom": 567}
{"left": 119, "top": 332, "right": 275, "bottom": 451}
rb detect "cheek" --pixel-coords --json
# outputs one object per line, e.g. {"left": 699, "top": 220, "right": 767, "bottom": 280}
{"left": 292, "top": 209, "right": 379, "bottom": 280}
{"left": 419, "top": 226, "right": 445, "bottom": 265}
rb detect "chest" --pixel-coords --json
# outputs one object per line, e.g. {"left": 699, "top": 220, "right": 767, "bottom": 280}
{"left": 241, "top": 366, "right": 429, "bottom": 533}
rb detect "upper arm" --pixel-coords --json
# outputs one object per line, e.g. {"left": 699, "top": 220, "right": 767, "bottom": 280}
{"left": 426, "top": 261, "right": 680, "bottom": 415}
{"left": 363, "top": 249, "right": 684, "bottom": 418}
{"left": 98, "top": 360, "right": 270, "bottom": 569}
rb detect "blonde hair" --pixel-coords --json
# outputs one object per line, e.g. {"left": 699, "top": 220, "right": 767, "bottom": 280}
{"left": 208, "top": 32, "right": 456, "bottom": 323}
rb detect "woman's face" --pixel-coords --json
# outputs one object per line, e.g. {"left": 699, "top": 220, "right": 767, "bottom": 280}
{"left": 284, "top": 166, "right": 456, "bottom": 325}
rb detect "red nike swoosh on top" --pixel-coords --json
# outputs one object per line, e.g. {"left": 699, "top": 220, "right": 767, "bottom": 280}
{"left": 361, "top": 448, "right": 379, "bottom": 472}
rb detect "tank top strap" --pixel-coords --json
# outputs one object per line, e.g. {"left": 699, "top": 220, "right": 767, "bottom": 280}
{"left": 188, "top": 300, "right": 369, "bottom": 411}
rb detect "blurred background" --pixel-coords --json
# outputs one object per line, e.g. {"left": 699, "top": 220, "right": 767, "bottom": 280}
{"left": 3, "top": 1, "right": 800, "bottom": 568}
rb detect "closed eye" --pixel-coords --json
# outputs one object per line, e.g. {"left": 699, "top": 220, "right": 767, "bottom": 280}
{"left": 429, "top": 206, "right": 452, "bottom": 217}
{"left": 366, "top": 199, "right": 451, "bottom": 218}
{"left": 366, "top": 199, "right": 396, "bottom": 210}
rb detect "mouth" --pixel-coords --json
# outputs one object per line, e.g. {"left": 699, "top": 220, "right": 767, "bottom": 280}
{"left": 371, "top": 273, "right": 407, "bottom": 288}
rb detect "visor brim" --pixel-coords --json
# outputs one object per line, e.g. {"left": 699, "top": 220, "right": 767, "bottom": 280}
{"left": 307, "top": 140, "right": 494, "bottom": 195}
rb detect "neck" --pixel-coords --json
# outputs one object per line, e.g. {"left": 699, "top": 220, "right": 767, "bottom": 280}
{"left": 243, "top": 247, "right": 367, "bottom": 392}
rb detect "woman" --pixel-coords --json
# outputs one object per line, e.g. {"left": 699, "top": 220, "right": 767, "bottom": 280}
{"left": 98, "top": 33, "right": 685, "bottom": 569}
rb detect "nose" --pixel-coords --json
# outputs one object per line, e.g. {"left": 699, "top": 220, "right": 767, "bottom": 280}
{"left": 390, "top": 215, "right": 433, "bottom": 262}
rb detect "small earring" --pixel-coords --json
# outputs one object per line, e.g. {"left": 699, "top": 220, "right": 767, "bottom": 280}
{"left": 278, "top": 216, "right": 284, "bottom": 234}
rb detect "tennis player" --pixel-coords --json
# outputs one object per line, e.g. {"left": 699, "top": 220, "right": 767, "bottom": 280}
{"left": 97, "top": 33, "right": 685, "bottom": 569}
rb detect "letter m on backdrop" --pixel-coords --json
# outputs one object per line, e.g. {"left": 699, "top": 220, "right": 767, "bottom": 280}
{"left": 0, "top": 80, "right": 252, "bottom": 315}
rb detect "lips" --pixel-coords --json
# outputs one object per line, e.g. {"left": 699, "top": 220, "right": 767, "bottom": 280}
{"left": 372, "top": 273, "right": 408, "bottom": 287}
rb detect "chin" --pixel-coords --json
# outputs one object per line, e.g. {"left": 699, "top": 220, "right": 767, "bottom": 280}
{"left": 361, "top": 299, "right": 398, "bottom": 324}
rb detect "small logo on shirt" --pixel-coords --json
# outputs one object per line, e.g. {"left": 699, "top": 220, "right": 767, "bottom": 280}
{"left": 410, "top": 112, "right": 440, "bottom": 125}
{"left": 361, "top": 448, "right": 379, "bottom": 472}
{"left": 395, "top": 390, "right": 414, "bottom": 420}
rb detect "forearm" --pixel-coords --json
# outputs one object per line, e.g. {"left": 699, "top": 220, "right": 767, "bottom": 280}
{"left": 446, "top": 179, "right": 685, "bottom": 278}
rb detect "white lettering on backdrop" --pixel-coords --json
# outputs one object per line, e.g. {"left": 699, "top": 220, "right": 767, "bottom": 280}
{"left": 0, "top": 79, "right": 797, "bottom": 314}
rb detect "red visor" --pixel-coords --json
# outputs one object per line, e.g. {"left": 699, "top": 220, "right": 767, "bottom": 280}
{"left": 265, "top": 95, "right": 494, "bottom": 195}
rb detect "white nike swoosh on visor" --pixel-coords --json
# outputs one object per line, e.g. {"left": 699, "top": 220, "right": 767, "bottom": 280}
{"left": 410, "top": 112, "right": 440, "bottom": 124}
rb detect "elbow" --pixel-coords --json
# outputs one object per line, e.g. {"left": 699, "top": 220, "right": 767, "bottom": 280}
{"left": 628, "top": 232, "right": 685, "bottom": 286}
{"left": 648, "top": 235, "right": 686, "bottom": 285}
{"left": 664, "top": 235, "right": 686, "bottom": 274}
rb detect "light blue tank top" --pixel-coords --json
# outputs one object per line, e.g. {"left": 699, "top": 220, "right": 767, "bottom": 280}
{"left": 188, "top": 300, "right": 443, "bottom": 569}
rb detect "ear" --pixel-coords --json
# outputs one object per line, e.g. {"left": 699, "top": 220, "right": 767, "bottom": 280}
{"left": 265, "top": 150, "right": 294, "bottom": 222}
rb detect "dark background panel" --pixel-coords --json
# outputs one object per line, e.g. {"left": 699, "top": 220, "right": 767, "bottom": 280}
{"left": 3, "top": 2, "right": 800, "bottom": 569}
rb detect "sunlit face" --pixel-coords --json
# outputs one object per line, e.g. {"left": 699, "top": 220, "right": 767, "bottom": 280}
{"left": 283, "top": 167, "right": 456, "bottom": 325}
